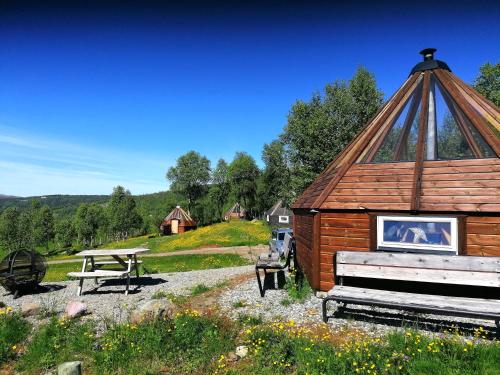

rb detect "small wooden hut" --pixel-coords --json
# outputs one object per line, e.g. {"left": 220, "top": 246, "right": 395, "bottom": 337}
{"left": 265, "top": 199, "right": 294, "bottom": 227}
{"left": 224, "top": 203, "right": 246, "bottom": 221}
{"left": 160, "top": 206, "right": 197, "bottom": 235}
{"left": 292, "top": 49, "right": 500, "bottom": 292}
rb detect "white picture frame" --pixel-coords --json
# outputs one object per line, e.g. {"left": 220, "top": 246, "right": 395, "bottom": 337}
{"left": 278, "top": 215, "right": 289, "bottom": 224}
{"left": 376, "top": 215, "right": 458, "bottom": 254}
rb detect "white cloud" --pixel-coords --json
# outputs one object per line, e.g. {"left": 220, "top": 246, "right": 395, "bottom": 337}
{"left": 0, "top": 125, "right": 171, "bottom": 196}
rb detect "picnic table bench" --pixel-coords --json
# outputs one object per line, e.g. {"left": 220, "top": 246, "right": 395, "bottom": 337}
{"left": 67, "top": 248, "right": 148, "bottom": 296}
{"left": 322, "top": 251, "right": 500, "bottom": 328}
{"left": 255, "top": 234, "right": 295, "bottom": 297}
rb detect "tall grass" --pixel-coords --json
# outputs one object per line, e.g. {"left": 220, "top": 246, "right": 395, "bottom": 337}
{"left": 102, "top": 220, "right": 270, "bottom": 253}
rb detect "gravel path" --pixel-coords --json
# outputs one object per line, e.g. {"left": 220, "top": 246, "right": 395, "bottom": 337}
{"left": 218, "top": 278, "right": 497, "bottom": 337}
{"left": 2, "top": 265, "right": 496, "bottom": 338}
{"left": 1, "top": 265, "right": 254, "bottom": 324}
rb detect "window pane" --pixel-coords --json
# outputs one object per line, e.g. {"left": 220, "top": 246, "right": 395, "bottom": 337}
{"left": 432, "top": 79, "right": 495, "bottom": 160}
{"left": 383, "top": 220, "right": 451, "bottom": 246}
{"left": 371, "top": 85, "right": 422, "bottom": 163}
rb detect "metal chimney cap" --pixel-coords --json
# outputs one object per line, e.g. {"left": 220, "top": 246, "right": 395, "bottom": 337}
{"left": 410, "top": 48, "right": 451, "bottom": 75}
{"left": 420, "top": 48, "right": 437, "bottom": 61}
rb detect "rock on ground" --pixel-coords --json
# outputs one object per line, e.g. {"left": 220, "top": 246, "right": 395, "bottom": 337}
{"left": 130, "top": 299, "right": 177, "bottom": 324}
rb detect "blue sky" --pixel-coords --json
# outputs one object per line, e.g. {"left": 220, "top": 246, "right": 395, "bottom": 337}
{"left": 0, "top": 1, "right": 499, "bottom": 196}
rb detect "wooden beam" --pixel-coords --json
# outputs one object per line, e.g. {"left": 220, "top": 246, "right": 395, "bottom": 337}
{"left": 312, "top": 72, "right": 422, "bottom": 209}
{"left": 434, "top": 69, "right": 500, "bottom": 156}
{"left": 449, "top": 72, "right": 500, "bottom": 130}
{"left": 311, "top": 212, "right": 322, "bottom": 289}
{"left": 410, "top": 72, "right": 431, "bottom": 211}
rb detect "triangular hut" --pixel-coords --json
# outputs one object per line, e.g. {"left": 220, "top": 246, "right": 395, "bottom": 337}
{"left": 160, "top": 206, "right": 197, "bottom": 235}
{"left": 224, "top": 203, "right": 246, "bottom": 221}
{"left": 292, "top": 49, "right": 500, "bottom": 291}
{"left": 265, "top": 199, "right": 294, "bottom": 226}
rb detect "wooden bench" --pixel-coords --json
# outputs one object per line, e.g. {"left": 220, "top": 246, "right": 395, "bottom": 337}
{"left": 255, "top": 234, "right": 295, "bottom": 297}
{"left": 322, "top": 251, "right": 500, "bottom": 328}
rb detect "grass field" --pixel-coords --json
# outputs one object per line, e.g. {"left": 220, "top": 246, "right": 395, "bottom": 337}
{"left": 101, "top": 220, "right": 270, "bottom": 253}
{"left": 44, "top": 253, "right": 252, "bottom": 282}
{"left": 2, "top": 307, "right": 498, "bottom": 374}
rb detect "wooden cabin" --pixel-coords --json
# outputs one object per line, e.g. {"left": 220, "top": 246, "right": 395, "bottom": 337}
{"left": 265, "top": 199, "right": 294, "bottom": 227}
{"left": 224, "top": 203, "right": 246, "bottom": 221}
{"left": 292, "top": 49, "right": 500, "bottom": 292}
{"left": 160, "top": 206, "right": 197, "bottom": 235}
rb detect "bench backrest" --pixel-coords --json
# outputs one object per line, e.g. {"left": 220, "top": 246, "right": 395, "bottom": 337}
{"left": 282, "top": 233, "right": 292, "bottom": 260}
{"left": 336, "top": 251, "right": 500, "bottom": 288}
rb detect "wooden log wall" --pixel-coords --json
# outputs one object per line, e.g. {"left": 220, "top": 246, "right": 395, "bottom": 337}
{"left": 319, "top": 212, "right": 370, "bottom": 291}
{"left": 293, "top": 211, "right": 315, "bottom": 288}
{"left": 420, "top": 159, "right": 500, "bottom": 212}
{"left": 323, "top": 163, "right": 414, "bottom": 210}
{"left": 466, "top": 216, "right": 500, "bottom": 257}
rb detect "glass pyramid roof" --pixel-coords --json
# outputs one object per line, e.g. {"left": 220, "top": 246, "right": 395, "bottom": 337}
{"left": 358, "top": 49, "right": 499, "bottom": 163}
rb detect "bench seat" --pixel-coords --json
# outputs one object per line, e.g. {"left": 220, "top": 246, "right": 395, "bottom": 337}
{"left": 326, "top": 285, "right": 500, "bottom": 321}
{"left": 67, "top": 270, "right": 128, "bottom": 279}
{"left": 93, "top": 260, "right": 142, "bottom": 266}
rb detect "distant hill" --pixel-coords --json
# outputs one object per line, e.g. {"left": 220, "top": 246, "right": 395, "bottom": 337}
{"left": 0, "top": 194, "right": 109, "bottom": 218}
{"left": 0, "top": 191, "right": 184, "bottom": 221}
{"left": 0, "top": 194, "right": 18, "bottom": 200}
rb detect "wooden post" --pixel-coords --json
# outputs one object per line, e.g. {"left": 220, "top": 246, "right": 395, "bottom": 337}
{"left": 411, "top": 72, "right": 431, "bottom": 212}
{"left": 312, "top": 212, "right": 321, "bottom": 290}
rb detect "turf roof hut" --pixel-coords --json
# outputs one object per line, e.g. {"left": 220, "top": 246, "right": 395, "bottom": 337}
{"left": 160, "top": 206, "right": 197, "bottom": 235}
{"left": 224, "top": 203, "right": 246, "bottom": 221}
{"left": 265, "top": 199, "right": 294, "bottom": 227}
{"left": 292, "top": 49, "right": 500, "bottom": 292}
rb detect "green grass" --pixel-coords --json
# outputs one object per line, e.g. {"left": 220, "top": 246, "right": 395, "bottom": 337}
{"left": 240, "top": 324, "right": 500, "bottom": 375}
{"left": 101, "top": 220, "right": 270, "bottom": 253}
{"left": 15, "top": 311, "right": 236, "bottom": 374}
{"left": 44, "top": 253, "right": 252, "bottom": 282}
{"left": 2, "top": 308, "right": 499, "bottom": 374}
{"left": 284, "top": 274, "right": 313, "bottom": 302}
{"left": 0, "top": 309, "right": 31, "bottom": 365}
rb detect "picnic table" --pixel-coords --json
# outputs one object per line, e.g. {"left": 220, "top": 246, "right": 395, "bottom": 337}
{"left": 67, "top": 248, "right": 149, "bottom": 296}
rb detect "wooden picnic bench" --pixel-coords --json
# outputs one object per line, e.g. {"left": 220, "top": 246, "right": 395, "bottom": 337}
{"left": 67, "top": 248, "right": 148, "bottom": 296}
{"left": 255, "top": 234, "right": 295, "bottom": 297}
{"left": 322, "top": 251, "right": 500, "bottom": 328}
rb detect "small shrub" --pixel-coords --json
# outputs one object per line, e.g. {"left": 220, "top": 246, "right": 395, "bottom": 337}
{"left": 190, "top": 283, "right": 212, "bottom": 296}
{"left": 0, "top": 308, "right": 30, "bottom": 365}
{"left": 151, "top": 290, "right": 169, "bottom": 299}
{"left": 237, "top": 313, "right": 263, "bottom": 326}
{"left": 232, "top": 300, "right": 248, "bottom": 308}
{"left": 284, "top": 273, "right": 312, "bottom": 302}
{"left": 280, "top": 298, "right": 292, "bottom": 306}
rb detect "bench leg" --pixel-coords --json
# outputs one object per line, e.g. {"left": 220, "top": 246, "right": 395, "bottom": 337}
{"left": 77, "top": 278, "right": 84, "bottom": 296}
{"left": 134, "top": 255, "right": 140, "bottom": 278}
{"left": 125, "top": 274, "right": 130, "bottom": 295}
{"left": 322, "top": 296, "right": 340, "bottom": 323}
{"left": 255, "top": 268, "right": 265, "bottom": 297}
{"left": 90, "top": 257, "right": 98, "bottom": 284}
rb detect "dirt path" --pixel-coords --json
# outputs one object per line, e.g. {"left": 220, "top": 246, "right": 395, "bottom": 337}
{"left": 47, "top": 244, "right": 268, "bottom": 265}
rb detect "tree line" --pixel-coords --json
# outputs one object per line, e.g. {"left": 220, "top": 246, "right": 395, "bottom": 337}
{"left": 167, "top": 67, "right": 384, "bottom": 223}
{"left": 0, "top": 186, "right": 143, "bottom": 256}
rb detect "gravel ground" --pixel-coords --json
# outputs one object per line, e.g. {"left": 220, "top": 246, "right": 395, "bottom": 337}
{"left": 218, "top": 277, "right": 497, "bottom": 338}
{"left": 1, "top": 265, "right": 254, "bottom": 324}
{"left": 2, "top": 265, "right": 496, "bottom": 339}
